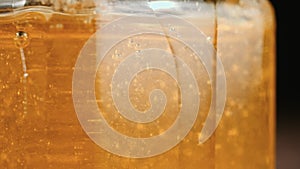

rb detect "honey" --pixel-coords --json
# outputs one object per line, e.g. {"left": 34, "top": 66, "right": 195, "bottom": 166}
{"left": 0, "top": 0, "right": 275, "bottom": 168}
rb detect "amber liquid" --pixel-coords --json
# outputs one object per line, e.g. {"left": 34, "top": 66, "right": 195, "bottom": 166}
{"left": 0, "top": 1, "right": 275, "bottom": 169}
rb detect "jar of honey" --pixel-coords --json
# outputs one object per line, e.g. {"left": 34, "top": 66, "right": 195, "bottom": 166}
{"left": 0, "top": 0, "right": 275, "bottom": 168}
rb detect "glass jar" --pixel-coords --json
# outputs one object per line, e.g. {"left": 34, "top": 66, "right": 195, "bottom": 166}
{"left": 0, "top": 0, "right": 275, "bottom": 169}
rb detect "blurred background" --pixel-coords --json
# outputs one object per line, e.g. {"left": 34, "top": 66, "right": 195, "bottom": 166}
{"left": 269, "top": 0, "right": 300, "bottom": 169}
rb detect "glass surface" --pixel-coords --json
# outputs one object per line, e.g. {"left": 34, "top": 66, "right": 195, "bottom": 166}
{"left": 0, "top": 0, "right": 275, "bottom": 168}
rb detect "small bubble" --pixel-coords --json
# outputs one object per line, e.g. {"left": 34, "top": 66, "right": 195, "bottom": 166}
{"left": 112, "top": 54, "right": 121, "bottom": 60}
{"left": 83, "top": 20, "right": 89, "bottom": 24}
{"left": 228, "top": 128, "right": 238, "bottom": 136}
{"left": 232, "top": 64, "right": 239, "bottom": 72}
{"left": 115, "top": 143, "right": 119, "bottom": 148}
{"left": 56, "top": 23, "right": 64, "bottom": 29}
{"left": 229, "top": 99, "right": 236, "bottom": 107}
{"left": 112, "top": 50, "right": 122, "bottom": 60}
{"left": 128, "top": 38, "right": 134, "bottom": 44}
{"left": 170, "top": 27, "right": 175, "bottom": 31}
{"left": 225, "top": 111, "right": 233, "bottom": 117}
{"left": 135, "top": 43, "right": 140, "bottom": 49}
{"left": 14, "top": 31, "right": 30, "bottom": 48}
{"left": 127, "top": 38, "right": 134, "bottom": 47}
{"left": 206, "top": 36, "right": 212, "bottom": 41}
{"left": 16, "top": 31, "right": 27, "bottom": 39}
{"left": 23, "top": 73, "right": 28, "bottom": 78}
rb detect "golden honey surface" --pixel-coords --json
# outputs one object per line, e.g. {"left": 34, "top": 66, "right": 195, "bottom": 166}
{"left": 0, "top": 1, "right": 275, "bottom": 169}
